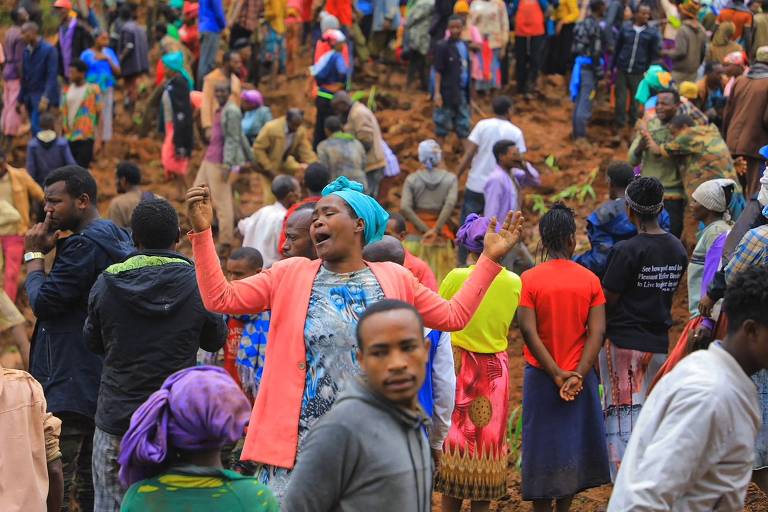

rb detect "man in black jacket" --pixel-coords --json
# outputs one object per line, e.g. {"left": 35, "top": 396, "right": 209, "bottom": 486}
{"left": 84, "top": 198, "right": 227, "bottom": 511}
{"left": 612, "top": 4, "right": 660, "bottom": 128}
{"left": 24, "top": 165, "right": 134, "bottom": 512}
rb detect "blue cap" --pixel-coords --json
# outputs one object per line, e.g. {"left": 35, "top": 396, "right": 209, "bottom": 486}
{"left": 759, "top": 145, "right": 768, "bottom": 160}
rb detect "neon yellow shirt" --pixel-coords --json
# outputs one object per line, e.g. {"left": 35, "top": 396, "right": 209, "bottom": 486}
{"left": 439, "top": 265, "right": 521, "bottom": 353}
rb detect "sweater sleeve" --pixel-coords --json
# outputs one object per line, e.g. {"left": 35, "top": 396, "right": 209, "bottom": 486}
{"left": 415, "top": 254, "right": 502, "bottom": 331}
{"left": 283, "top": 423, "right": 361, "bottom": 511}
{"left": 189, "top": 228, "right": 274, "bottom": 314}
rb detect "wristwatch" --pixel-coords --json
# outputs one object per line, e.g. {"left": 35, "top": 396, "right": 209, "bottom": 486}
{"left": 24, "top": 251, "right": 45, "bottom": 263}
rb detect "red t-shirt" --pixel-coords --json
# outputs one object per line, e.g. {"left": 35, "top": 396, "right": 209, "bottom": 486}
{"left": 519, "top": 259, "right": 605, "bottom": 372}
{"left": 404, "top": 250, "right": 438, "bottom": 292}
{"left": 325, "top": 0, "right": 353, "bottom": 26}
{"left": 515, "top": 0, "right": 546, "bottom": 38}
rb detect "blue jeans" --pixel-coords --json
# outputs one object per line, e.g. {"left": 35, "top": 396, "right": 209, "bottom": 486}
{"left": 197, "top": 31, "right": 221, "bottom": 87}
{"left": 572, "top": 67, "right": 596, "bottom": 139}
{"left": 456, "top": 188, "right": 485, "bottom": 266}
{"left": 25, "top": 96, "right": 42, "bottom": 135}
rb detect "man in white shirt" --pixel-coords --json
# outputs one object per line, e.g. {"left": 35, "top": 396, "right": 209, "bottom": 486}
{"left": 609, "top": 265, "right": 768, "bottom": 511}
{"left": 455, "top": 95, "right": 526, "bottom": 265}
{"left": 238, "top": 174, "right": 300, "bottom": 267}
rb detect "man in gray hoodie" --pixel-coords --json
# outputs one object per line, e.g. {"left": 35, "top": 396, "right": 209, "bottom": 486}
{"left": 283, "top": 299, "right": 433, "bottom": 512}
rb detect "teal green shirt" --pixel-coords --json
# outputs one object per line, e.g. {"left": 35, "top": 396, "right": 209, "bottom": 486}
{"left": 120, "top": 465, "right": 279, "bottom": 512}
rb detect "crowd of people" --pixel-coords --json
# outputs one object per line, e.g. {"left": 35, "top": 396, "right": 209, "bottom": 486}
{"left": 1, "top": 0, "right": 768, "bottom": 511}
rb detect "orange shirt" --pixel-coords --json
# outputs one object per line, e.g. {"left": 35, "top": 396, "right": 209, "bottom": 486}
{"left": 404, "top": 250, "right": 438, "bottom": 292}
{"left": 519, "top": 259, "right": 605, "bottom": 372}
{"left": 718, "top": 9, "right": 753, "bottom": 41}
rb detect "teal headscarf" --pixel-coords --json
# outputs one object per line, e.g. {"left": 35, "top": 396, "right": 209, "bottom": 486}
{"left": 162, "top": 52, "right": 194, "bottom": 89}
{"left": 322, "top": 177, "right": 389, "bottom": 245}
{"left": 634, "top": 64, "right": 673, "bottom": 104}
{"left": 169, "top": 0, "right": 184, "bottom": 9}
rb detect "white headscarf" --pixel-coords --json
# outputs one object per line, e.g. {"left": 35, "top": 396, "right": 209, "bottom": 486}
{"left": 691, "top": 178, "right": 737, "bottom": 213}
{"left": 759, "top": 167, "right": 768, "bottom": 208}
{"left": 418, "top": 139, "right": 442, "bottom": 171}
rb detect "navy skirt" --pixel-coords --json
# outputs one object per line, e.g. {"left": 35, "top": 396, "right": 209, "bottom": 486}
{"left": 521, "top": 364, "right": 610, "bottom": 500}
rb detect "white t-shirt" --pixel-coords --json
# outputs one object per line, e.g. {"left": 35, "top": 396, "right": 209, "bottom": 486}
{"left": 466, "top": 118, "right": 526, "bottom": 193}
{"left": 237, "top": 201, "right": 288, "bottom": 268}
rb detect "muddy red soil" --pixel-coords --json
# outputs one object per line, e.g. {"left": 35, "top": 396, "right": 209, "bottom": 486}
{"left": 1, "top": 34, "right": 766, "bottom": 511}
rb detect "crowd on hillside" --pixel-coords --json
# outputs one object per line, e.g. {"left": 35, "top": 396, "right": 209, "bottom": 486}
{"left": 1, "top": 0, "right": 768, "bottom": 512}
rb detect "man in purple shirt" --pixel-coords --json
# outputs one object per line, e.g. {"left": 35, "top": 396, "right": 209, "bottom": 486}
{"left": 193, "top": 82, "right": 235, "bottom": 251}
{"left": 484, "top": 139, "right": 540, "bottom": 273}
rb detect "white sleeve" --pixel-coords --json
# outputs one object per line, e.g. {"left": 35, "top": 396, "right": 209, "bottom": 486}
{"left": 467, "top": 122, "right": 482, "bottom": 146}
{"left": 608, "top": 385, "right": 726, "bottom": 511}
{"left": 430, "top": 332, "right": 456, "bottom": 450}
{"left": 515, "top": 128, "right": 527, "bottom": 153}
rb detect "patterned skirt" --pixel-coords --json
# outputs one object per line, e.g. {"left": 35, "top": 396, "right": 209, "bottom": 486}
{"left": 599, "top": 339, "right": 666, "bottom": 480}
{"left": 521, "top": 365, "right": 610, "bottom": 500}
{"left": 435, "top": 348, "right": 509, "bottom": 501}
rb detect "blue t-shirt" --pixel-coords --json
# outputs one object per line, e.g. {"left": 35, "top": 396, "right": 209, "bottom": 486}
{"left": 456, "top": 41, "right": 469, "bottom": 89}
{"left": 80, "top": 47, "right": 119, "bottom": 90}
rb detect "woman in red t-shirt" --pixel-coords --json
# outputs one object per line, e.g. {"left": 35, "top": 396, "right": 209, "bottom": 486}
{"left": 517, "top": 203, "right": 610, "bottom": 512}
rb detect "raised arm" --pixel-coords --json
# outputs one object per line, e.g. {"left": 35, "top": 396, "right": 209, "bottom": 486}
{"left": 187, "top": 186, "right": 274, "bottom": 313}
{"left": 415, "top": 212, "right": 523, "bottom": 330}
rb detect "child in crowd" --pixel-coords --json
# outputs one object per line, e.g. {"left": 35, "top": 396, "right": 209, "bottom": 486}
{"left": 518, "top": 203, "right": 610, "bottom": 512}
{"left": 61, "top": 59, "right": 102, "bottom": 169}
{"left": 600, "top": 176, "right": 688, "bottom": 479}
{"left": 283, "top": 300, "right": 433, "bottom": 511}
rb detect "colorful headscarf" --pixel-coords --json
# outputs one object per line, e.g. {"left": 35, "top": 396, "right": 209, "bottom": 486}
{"left": 183, "top": 1, "right": 199, "bottom": 18}
{"left": 241, "top": 89, "right": 264, "bottom": 107}
{"left": 635, "top": 64, "right": 672, "bottom": 105}
{"left": 679, "top": 0, "right": 701, "bottom": 19}
{"left": 453, "top": 0, "right": 470, "bottom": 13}
{"left": 723, "top": 51, "right": 747, "bottom": 65}
{"left": 321, "top": 177, "right": 389, "bottom": 245}
{"left": 418, "top": 139, "right": 442, "bottom": 170}
{"left": 635, "top": 64, "right": 672, "bottom": 104}
{"left": 456, "top": 213, "right": 489, "bottom": 254}
{"left": 118, "top": 366, "right": 251, "bottom": 488}
{"left": 161, "top": 51, "right": 194, "bottom": 89}
{"left": 166, "top": 23, "right": 180, "bottom": 41}
{"left": 679, "top": 81, "right": 699, "bottom": 100}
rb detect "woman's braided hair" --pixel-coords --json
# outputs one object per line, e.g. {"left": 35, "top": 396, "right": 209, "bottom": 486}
{"left": 538, "top": 202, "right": 576, "bottom": 260}
{"left": 625, "top": 176, "right": 665, "bottom": 221}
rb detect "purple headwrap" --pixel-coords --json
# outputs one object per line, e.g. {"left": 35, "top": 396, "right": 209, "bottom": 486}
{"left": 456, "top": 213, "right": 490, "bottom": 254}
{"left": 118, "top": 366, "right": 251, "bottom": 488}
{"left": 241, "top": 89, "right": 264, "bottom": 107}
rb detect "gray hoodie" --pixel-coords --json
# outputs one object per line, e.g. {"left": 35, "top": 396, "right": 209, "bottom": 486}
{"left": 282, "top": 379, "right": 433, "bottom": 512}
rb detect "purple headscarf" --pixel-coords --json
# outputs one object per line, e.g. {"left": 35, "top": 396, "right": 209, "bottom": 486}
{"left": 118, "top": 366, "right": 251, "bottom": 488}
{"left": 241, "top": 89, "right": 264, "bottom": 107}
{"left": 456, "top": 213, "right": 490, "bottom": 254}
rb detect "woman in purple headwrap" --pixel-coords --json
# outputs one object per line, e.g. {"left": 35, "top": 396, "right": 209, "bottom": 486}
{"left": 241, "top": 89, "right": 273, "bottom": 144}
{"left": 435, "top": 213, "right": 522, "bottom": 511}
{"left": 118, "top": 366, "right": 278, "bottom": 511}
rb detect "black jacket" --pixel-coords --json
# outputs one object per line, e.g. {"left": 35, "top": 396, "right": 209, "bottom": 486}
{"left": 27, "top": 219, "right": 134, "bottom": 418}
{"left": 56, "top": 20, "right": 94, "bottom": 80}
{"left": 433, "top": 38, "right": 471, "bottom": 108}
{"left": 84, "top": 250, "right": 227, "bottom": 435}
{"left": 613, "top": 22, "right": 661, "bottom": 74}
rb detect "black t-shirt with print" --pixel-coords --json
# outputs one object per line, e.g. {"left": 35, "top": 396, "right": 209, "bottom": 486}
{"left": 602, "top": 233, "right": 688, "bottom": 353}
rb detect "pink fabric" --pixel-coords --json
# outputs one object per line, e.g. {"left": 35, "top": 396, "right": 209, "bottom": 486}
{"left": 189, "top": 227, "right": 502, "bottom": 468}
{"left": 443, "top": 348, "right": 509, "bottom": 463}
{"left": 1, "top": 235, "right": 23, "bottom": 302}
{"left": 161, "top": 121, "right": 189, "bottom": 177}
{"left": 1, "top": 79, "right": 22, "bottom": 136}
{"left": 404, "top": 249, "right": 438, "bottom": 291}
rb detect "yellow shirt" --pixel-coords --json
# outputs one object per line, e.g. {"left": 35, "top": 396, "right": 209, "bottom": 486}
{"left": 439, "top": 265, "right": 521, "bottom": 353}
{"left": 555, "top": 0, "right": 580, "bottom": 24}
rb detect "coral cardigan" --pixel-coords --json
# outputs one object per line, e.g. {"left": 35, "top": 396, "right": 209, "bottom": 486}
{"left": 190, "top": 228, "right": 501, "bottom": 468}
